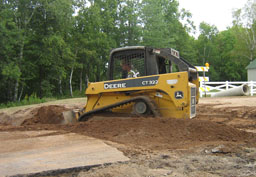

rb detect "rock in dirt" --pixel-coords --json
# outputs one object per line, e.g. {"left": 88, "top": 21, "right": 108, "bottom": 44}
{"left": 211, "top": 145, "right": 229, "bottom": 154}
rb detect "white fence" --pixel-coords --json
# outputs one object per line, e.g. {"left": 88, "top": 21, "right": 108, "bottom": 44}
{"left": 199, "top": 81, "right": 256, "bottom": 97}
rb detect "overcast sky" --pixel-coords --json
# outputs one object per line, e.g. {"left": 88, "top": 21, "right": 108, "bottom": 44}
{"left": 178, "top": 0, "right": 247, "bottom": 34}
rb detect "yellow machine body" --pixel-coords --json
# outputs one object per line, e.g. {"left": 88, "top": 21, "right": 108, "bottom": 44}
{"left": 83, "top": 71, "right": 198, "bottom": 119}
{"left": 69, "top": 46, "right": 200, "bottom": 122}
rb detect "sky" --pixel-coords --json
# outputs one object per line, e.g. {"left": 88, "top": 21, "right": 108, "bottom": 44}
{"left": 178, "top": 0, "right": 247, "bottom": 35}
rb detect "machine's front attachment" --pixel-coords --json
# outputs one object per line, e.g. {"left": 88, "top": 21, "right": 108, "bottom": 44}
{"left": 62, "top": 109, "right": 80, "bottom": 124}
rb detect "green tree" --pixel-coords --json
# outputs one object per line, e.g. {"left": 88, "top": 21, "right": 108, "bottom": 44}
{"left": 195, "top": 22, "right": 220, "bottom": 80}
{"left": 74, "top": 1, "right": 114, "bottom": 85}
{"left": 140, "top": 0, "right": 195, "bottom": 65}
{"left": 196, "top": 22, "right": 218, "bottom": 65}
{"left": 0, "top": 2, "right": 20, "bottom": 102}
{"left": 215, "top": 29, "right": 246, "bottom": 81}
{"left": 232, "top": 0, "right": 256, "bottom": 61}
{"left": 115, "top": 0, "right": 142, "bottom": 46}
{"left": 25, "top": 0, "right": 75, "bottom": 97}
{"left": 0, "top": 0, "right": 40, "bottom": 101}
{"left": 141, "top": 0, "right": 170, "bottom": 47}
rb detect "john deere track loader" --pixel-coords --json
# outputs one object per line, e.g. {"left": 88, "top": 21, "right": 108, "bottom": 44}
{"left": 63, "top": 46, "right": 199, "bottom": 123}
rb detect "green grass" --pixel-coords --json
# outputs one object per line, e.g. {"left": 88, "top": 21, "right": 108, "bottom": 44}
{"left": 0, "top": 97, "right": 56, "bottom": 109}
{"left": 0, "top": 90, "right": 86, "bottom": 109}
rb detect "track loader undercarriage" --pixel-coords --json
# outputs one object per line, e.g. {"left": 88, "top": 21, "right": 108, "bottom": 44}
{"left": 77, "top": 96, "right": 160, "bottom": 121}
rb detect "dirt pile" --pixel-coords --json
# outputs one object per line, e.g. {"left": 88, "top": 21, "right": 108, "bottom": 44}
{"left": 22, "top": 105, "right": 69, "bottom": 125}
{"left": 1, "top": 103, "right": 256, "bottom": 150}
{"left": 0, "top": 113, "right": 12, "bottom": 125}
{"left": 63, "top": 117, "right": 256, "bottom": 150}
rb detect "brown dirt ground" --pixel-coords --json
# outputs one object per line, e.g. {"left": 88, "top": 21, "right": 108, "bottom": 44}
{"left": 14, "top": 117, "right": 256, "bottom": 150}
{"left": 0, "top": 97, "right": 256, "bottom": 176}
{"left": 1, "top": 99, "right": 256, "bottom": 148}
{"left": 0, "top": 104, "right": 255, "bottom": 151}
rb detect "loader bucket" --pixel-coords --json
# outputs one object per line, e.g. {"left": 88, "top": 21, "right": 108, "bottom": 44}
{"left": 62, "top": 110, "right": 78, "bottom": 124}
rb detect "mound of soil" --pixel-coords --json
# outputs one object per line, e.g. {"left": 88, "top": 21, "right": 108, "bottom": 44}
{"left": 22, "top": 105, "right": 69, "bottom": 125}
{"left": 0, "top": 113, "right": 12, "bottom": 125}
{"left": 3, "top": 104, "right": 256, "bottom": 150}
{"left": 63, "top": 117, "right": 256, "bottom": 150}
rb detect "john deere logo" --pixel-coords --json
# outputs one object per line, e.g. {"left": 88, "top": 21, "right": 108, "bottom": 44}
{"left": 175, "top": 91, "right": 183, "bottom": 99}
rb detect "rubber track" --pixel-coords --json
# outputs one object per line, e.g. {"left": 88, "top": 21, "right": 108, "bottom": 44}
{"left": 78, "top": 96, "right": 160, "bottom": 121}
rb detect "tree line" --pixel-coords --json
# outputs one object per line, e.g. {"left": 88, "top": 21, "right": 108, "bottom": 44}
{"left": 0, "top": 0, "right": 255, "bottom": 104}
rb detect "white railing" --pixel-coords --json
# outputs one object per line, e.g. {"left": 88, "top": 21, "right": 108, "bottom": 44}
{"left": 199, "top": 81, "right": 256, "bottom": 97}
